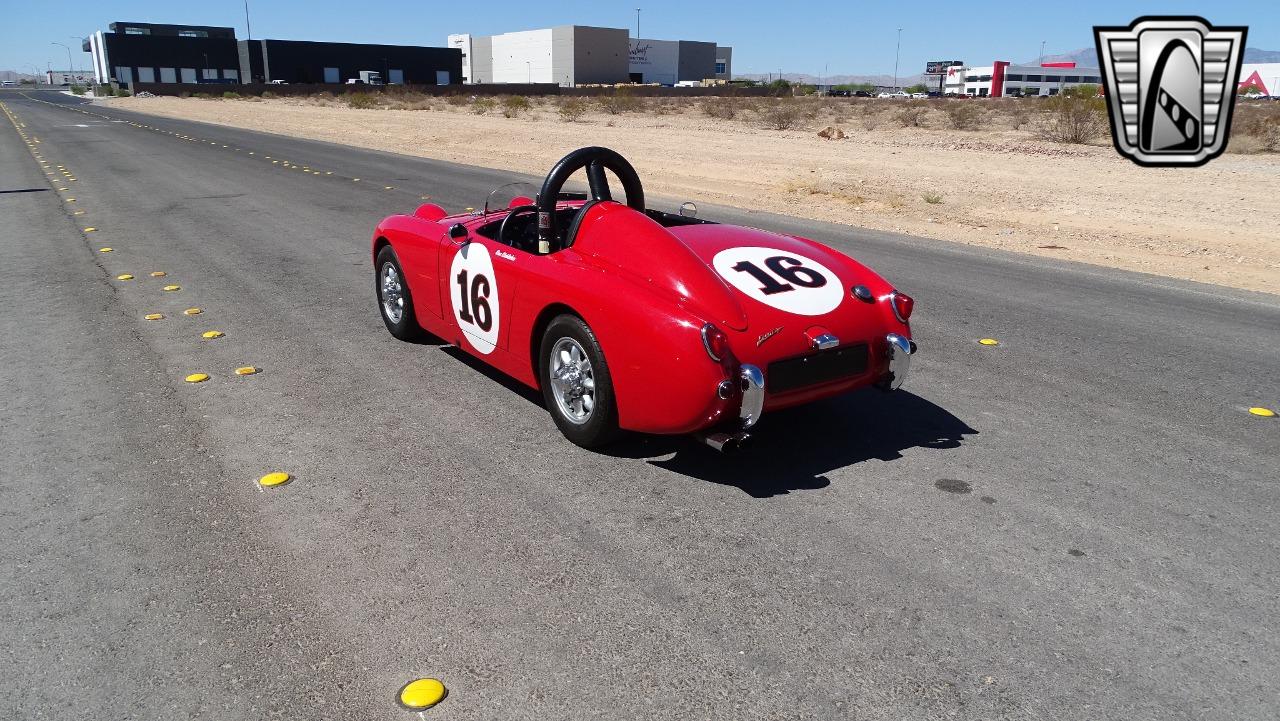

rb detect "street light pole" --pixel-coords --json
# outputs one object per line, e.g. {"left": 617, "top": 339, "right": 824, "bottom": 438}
{"left": 893, "top": 28, "right": 902, "bottom": 93}
{"left": 1039, "top": 40, "right": 1046, "bottom": 65}
{"left": 244, "top": 0, "right": 253, "bottom": 41}
{"left": 52, "top": 42, "right": 73, "bottom": 82}
{"left": 635, "top": 8, "right": 641, "bottom": 39}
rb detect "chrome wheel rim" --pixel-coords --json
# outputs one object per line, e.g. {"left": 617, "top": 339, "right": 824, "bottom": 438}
{"left": 549, "top": 337, "right": 595, "bottom": 424}
{"left": 380, "top": 262, "right": 404, "bottom": 323}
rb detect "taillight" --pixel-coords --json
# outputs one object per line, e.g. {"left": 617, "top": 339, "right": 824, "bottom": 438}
{"left": 701, "top": 323, "right": 729, "bottom": 362}
{"left": 890, "top": 291, "right": 914, "bottom": 323}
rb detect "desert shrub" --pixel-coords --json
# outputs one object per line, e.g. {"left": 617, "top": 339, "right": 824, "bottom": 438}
{"left": 861, "top": 111, "right": 881, "bottom": 131}
{"left": 472, "top": 97, "right": 495, "bottom": 115}
{"left": 260, "top": 90, "right": 275, "bottom": 99}
{"left": 1230, "top": 103, "right": 1280, "bottom": 152}
{"left": 597, "top": 86, "right": 640, "bottom": 114}
{"left": 922, "top": 192, "right": 943, "bottom": 204}
{"left": 346, "top": 92, "right": 377, "bottom": 109}
{"left": 444, "top": 93, "right": 468, "bottom": 107}
{"left": 758, "top": 99, "right": 801, "bottom": 130}
{"left": 702, "top": 95, "right": 743, "bottom": 120}
{"left": 1037, "top": 85, "right": 1107, "bottom": 143}
{"left": 222, "top": 90, "right": 240, "bottom": 99}
{"left": 70, "top": 84, "right": 86, "bottom": 96}
{"left": 557, "top": 97, "right": 589, "bottom": 122}
{"left": 193, "top": 92, "right": 211, "bottom": 99}
{"left": 115, "top": 88, "right": 130, "bottom": 97}
{"left": 895, "top": 100, "right": 929, "bottom": 127}
{"left": 501, "top": 95, "right": 530, "bottom": 118}
{"left": 178, "top": 91, "right": 191, "bottom": 98}
{"left": 945, "top": 102, "right": 982, "bottom": 130}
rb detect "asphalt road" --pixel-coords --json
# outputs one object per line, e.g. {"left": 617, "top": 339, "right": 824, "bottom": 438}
{"left": 1, "top": 88, "right": 1277, "bottom": 721}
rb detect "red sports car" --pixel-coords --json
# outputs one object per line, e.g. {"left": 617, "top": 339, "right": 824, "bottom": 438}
{"left": 372, "top": 147, "right": 916, "bottom": 451}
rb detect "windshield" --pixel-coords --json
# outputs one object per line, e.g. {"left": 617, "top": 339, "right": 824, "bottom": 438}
{"left": 483, "top": 182, "right": 539, "bottom": 215}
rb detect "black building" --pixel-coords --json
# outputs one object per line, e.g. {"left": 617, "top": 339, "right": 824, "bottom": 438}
{"left": 86, "top": 21, "right": 461, "bottom": 87}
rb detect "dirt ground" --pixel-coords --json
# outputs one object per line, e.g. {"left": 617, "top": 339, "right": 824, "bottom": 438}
{"left": 105, "top": 94, "right": 1280, "bottom": 295}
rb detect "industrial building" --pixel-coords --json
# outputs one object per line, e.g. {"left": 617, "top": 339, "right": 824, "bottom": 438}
{"left": 450, "top": 26, "right": 731, "bottom": 86}
{"left": 86, "top": 21, "right": 461, "bottom": 87}
{"left": 45, "top": 69, "right": 94, "bottom": 86}
{"left": 1238, "top": 63, "right": 1280, "bottom": 96}
{"left": 942, "top": 61, "right": 1102, "bottom": 97}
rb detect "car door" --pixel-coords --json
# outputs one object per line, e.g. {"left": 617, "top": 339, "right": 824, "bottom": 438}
{"left": 438, "top": 232, "right": 519, "bottom": 356}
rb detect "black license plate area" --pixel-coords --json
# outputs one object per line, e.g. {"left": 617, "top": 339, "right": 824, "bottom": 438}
{"left": 767, "top": 344, "right": 869, "bottom": 393}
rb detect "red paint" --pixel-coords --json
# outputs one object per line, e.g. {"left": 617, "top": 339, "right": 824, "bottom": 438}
{"left": 373, "top": 195, "right": 912, "bottom": 436}
{"left": 1040, "top": 61, "right": 1076, "bottom": 68}
{"left": 991, "top": 60, "right": 1009, "bottom": 98}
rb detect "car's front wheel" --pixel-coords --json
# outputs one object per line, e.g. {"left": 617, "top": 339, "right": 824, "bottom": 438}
{"left": 539, "top": 314, "right": 619, "bottom": 448}
{"left": 375, "top": 245, "right": 423, "bottom": 341}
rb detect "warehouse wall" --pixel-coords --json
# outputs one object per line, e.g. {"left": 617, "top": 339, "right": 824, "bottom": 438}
{"left": 491, "top": 29, "right": 554, "bottom": 84}
{"left": 570, "top": 26, "right": 629, "bottom": 85}
{"left": 676, "top": 40, "right": 716, "bottom": 83}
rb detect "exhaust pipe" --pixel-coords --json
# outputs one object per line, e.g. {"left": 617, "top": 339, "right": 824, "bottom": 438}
{"left": 698, "top": 431, "right": 752, "bottom": 454}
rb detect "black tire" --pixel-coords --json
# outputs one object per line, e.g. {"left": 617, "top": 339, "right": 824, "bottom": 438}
{"left": 539, "top": 314, "right": 620, "bottom": 448}
{"left": 375, "top": 245, "right": 424, "bottom": 341}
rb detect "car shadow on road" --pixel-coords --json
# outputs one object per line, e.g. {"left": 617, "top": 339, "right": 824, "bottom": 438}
{"left": 632, "top": 389, "right": 977, "bottom": 498}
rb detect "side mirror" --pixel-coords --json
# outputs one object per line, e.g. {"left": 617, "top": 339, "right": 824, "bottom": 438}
{"left": 447, "top": 223, "right": 469, "bottom": 244}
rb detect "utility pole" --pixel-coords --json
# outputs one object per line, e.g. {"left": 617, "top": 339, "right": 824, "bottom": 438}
{"left": 635, "top": 8, "right": 641, "bottom": 39}
{"left": 1039, "top": 40, "right": 1046, "bottom": 65}
{"left": 245, "top": 0, "right": 253, "bottom": 41}
{"left": 69, "top": 37, "right": 83, "bottom": 77}
{"left": 893, "top": 28, "right": 902, "bottom": 92}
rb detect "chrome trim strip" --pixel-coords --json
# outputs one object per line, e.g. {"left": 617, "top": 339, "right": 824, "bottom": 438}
{"left": 701, "top": 323, "right": 723, "bottom": 362}
{"left": 811, "top": 333, "right": 840, "bottom": 350}
{"left": 739, "top": 364, "right": 765, "bottom": 429}
{"left": 884, "top": 333, "right": 914, "bottom": 390}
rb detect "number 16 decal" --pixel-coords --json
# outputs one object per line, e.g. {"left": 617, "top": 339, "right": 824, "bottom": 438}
{"left": 712, "top": 246, "right": 843, "bottom": 316}
{"left": 449, "top": 243, "right": 500, "bottom": 354}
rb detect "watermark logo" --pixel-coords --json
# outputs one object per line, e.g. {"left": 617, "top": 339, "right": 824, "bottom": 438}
{"left": 1094, "top": 16, "right": 1247, "bottom": 167}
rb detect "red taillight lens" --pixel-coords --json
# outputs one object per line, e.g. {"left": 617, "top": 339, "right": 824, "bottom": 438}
{"left": 701, "top": 323, "right": 729, "bottom": 362}
{"left": 891, "top": 292, "right": 914, "bottom": 323}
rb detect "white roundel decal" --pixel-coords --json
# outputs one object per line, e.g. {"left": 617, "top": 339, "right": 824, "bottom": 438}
{"left": 711, "top": 246, "right": 843, "bottom": 316}
{"left": 449, "top": 243, "right": 500, "bottom": 354}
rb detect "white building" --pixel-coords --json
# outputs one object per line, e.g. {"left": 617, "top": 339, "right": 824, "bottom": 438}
{"left": 453, "top": 26, "right": 629, "bottom": 86}
{"left": 627, "top": 38, "right": 731, "bottom": 85}
{"left": 943, "top": 61, "right": 1102, "bottom": 97}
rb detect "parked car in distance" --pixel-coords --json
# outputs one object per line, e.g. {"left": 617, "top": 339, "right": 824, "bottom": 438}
{"left": 268, "top": 79, "right": 288, "bottom": 85}
{"left": 854, "top": 90, "right": 873, "bottom": 98}
{"left": 1, "top": 80, "right": 18, "bottom": 87}
{"left": 911, "top": 92, "right": 928, "bottom": 99}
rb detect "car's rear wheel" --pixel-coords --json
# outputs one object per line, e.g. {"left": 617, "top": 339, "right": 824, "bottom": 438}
{"left": 539, "top": 314, "right": 619, "bottom": 448}
{"left": 375, "top": 245, "right": 423, "bottom": 341}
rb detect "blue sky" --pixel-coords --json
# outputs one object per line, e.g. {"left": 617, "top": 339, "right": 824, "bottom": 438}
{"left": 2, "top": 0, "right": 1275, "bottom": 76}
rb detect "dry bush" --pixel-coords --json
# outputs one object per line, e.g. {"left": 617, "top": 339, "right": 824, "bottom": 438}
{"left": 472, "top": 97, "right": 495, "bottom": 115}
{"left": 861, "top": 111, "right": 882, "bottom": 131}
{"left": 557, "top": 97, "right": 589, "bottom": 122}
{"left": 702, "top": 95, "right": 743, "bottom": 120}
{"left": 945, "top": 102, "right": 982, "bottom": 130}
{"left": 758, "top": 99, "right": 802, "bottom": 130}
{"left": 502, "top": 95, "right": 531, "bottom": 118}
{"left": 346, "top": 92, "right": 377, "bottom": 109}
{"left": 1037, "top": 87, "right": 1108, "bottom": 143}
{"left": 597, "top": 86, "right": 640, "bottom": 114}
{"left": 922, "top": 192, "right": 943, "bottom": 204}
{"left": 1229, "top": 103, "right": 1280, "bottom": 152}
{"left": 260, "top": 90, "right": 275, "bottom": 99}
{"left": 895, "top": 100, "right": 929, "bottom": 127}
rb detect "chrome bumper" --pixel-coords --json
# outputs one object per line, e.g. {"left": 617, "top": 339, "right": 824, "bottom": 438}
{"left": 882, "top": 333, "right": 915, "bottom": 390}
{"left": 738, "top": 364, "right": 765, "bottom": 429}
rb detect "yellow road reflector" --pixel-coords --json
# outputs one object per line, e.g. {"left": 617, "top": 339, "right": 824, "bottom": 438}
{"left": 73, "top": 210, "right": 85, "bottom": 215}
{"left": 384, "top": 185, "right": 394, "bottom": 190}
{"left": 65, "top": 197, "right": 75, "bottom": 202}
{"left": 978, "top": 338, "right": 1000, "bottom": 346}
{"left": 235, "top": 366, "right": 259, "bottom": 375}
{"left": 83, "top": 226, "right": 96, "bottom": 232}
{"left": 116, "top": 274, "right": 134, "bottom": 280}
{"left": 1249, "top": 407, "right": 1276, "bottom": 418}
{"left": 202, "top": 330, "right": 225, "bottom": 339}
{"left": 150, "top": 271, "right": 166, "bottom": 277}
{"left": 258, "top": 472, "right": 290, "bottom": 487}
{"left": 98, "top": 247, "right": 113, "bottom": 253}
{"left": 397, "top": 678, "right": 446, "bottom": 710}
{"left": 183, "top": 307, "right": 202, "bottom": 315}
{"left": 184, "top": 373, "right": 209, "bottom": 383}
{"left": 325, "top": 171, "right": 333, "bottom": 175}
{"left": 144, "top": 313, "right": 164, "bottom": 320}
{"left": 352, "top": 178, "right": 360, "bottom": 182}
{"left": 162, "top": 284, "right": 181, "bottom": 291}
